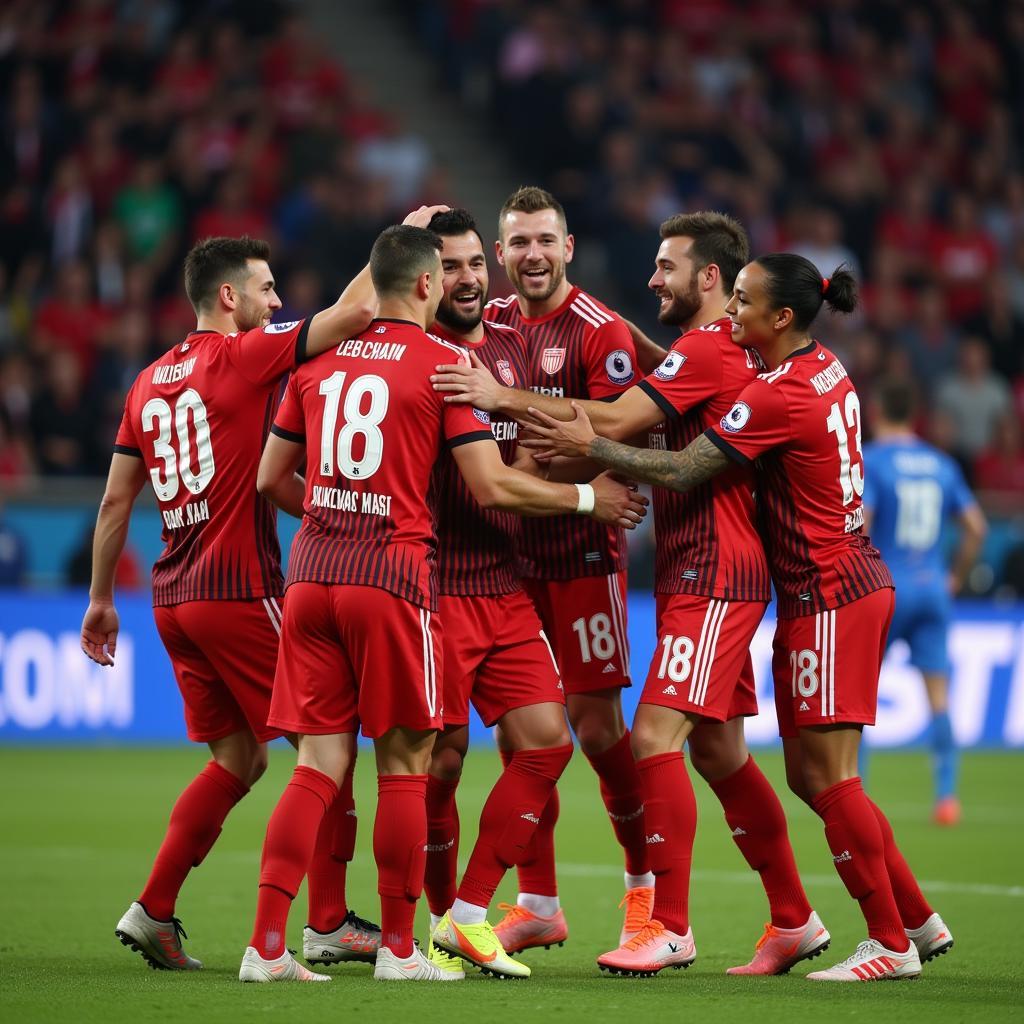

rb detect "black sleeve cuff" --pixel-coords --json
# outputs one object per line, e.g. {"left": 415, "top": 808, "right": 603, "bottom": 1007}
{"left": 704, "top": 427, "right": 750, "bottom": 465}
{"left": 271, "top": 424, "right": 305, "bottom": 443}
{"left": 113, "top": 444, "right": 142, "bottom": 458}
{"left": 446, "top": 430, "right": 494, "bottom": 450}
{"left": 595, "top": 393, "right": 621, "bottom": 404}
{"left": 638, "top": 379, "right": 679, "bottom": 421}
{"left": 293, "top": 319, "right": 312, "bottom": 365}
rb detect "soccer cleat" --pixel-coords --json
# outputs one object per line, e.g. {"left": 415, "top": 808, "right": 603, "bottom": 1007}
{"left": 374, "top": 944, "right": 460, "bottom": 981}
{"left": 239, "top": 946, "right": 330, "bottom": 982}
{"left": 597, "top": 920, "right": 696, "bottom": 977}
{"left": 432, "top": 912, "right": 531, "bottom": 979}
{"left": 493, "top": 901, "right": 568, "bottom": 954}
{"left": 115, "top": 901, "right": 202, "bottom": 971}
{"left": 906, "top": 912, "right": 954, "bottom": 963}
{"left": 726, "top": 911, "right": 831, "bottom": 975}
{"left": 933, "top": 797, "right": 961, "bottom": 827}
{"left": 806, "top": 938, "right": 921, "bottom": 981}
{"left": 427, "top": 937, "right": 466, "bottom": 979}
{"left": 303, "top": 909, "right": 382, "bottom": 965}
{"left": 619, "top": 885, "right": 655, "bottom": 945}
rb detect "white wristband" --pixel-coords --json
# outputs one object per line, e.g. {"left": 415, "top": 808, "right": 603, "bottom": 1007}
{"left": 574, "top": 483, "right": 595, "bottom": 515}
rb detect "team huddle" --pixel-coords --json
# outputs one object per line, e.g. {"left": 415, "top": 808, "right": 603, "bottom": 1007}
{"left": 81, "top": 186, "right": 954, "bottom": 986}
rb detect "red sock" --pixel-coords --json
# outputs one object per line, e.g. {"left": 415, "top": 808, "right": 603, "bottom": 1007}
{"left": 306, "top": 760, "right": 357, "bottom": 932}
{"left": 457, "top": 744, "right": 573, "bottom": 909}
{"left": 637, "top": 751, "right": 696, "bottom": 934}
{"left": 811, "top": 778, "right": 909, "bottom": 952}
{"left": 140, "top": 760, "right": 249, "bottom": 921}
{"left": 251, "top": 766, "right": 338, "bottom": 959}
{"left": 585, "top": 730, "right": 649, "bottom": 876}
{"left": 375, "top": 774, "right": 427, "bottom": 958}
{"left": 506, "top": 748, "right": 560, "bottom": 898}
{"left": 424, "top": 774, "right": 460, "bottom": 917}
{"left": 708, "top": 756, "right": 812, "bottom": 928}
{"left": 867, "top": 796, "right": 933, "bottom": 930}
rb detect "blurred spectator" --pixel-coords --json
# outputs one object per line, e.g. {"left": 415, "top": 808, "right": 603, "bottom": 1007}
{"left": 29, "top": 349, "right": 95, "bottom": 475}
{"left": 974, "top": 416, "right": 1024, "bottom": 506}
{"left": 963, "top": 275, "right": 1024, "bottom": 380}
{"left": 895, "top": 285, "right": 961, "bottom": 393}
{"left": 0, "top": 502, "right": 28, "bottom": 586}
{"left": 32, "top": 260, "right": 110, "bottom": 379}
{"left": 66, "top": 524, "right": 143, "bottom": 589}
{"left": 935, "top": 337, "right": 1012, "bottom": 467}
{"left": 928, "top": 193, "right": 999, "bottom": 322}
{"left": 113, "top": 157, "right": 180, "bottom": 265}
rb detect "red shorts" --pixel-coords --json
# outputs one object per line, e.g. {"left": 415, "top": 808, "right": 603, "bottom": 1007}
{"left": 773, "top": 588, "right": 895, "bottom": 738}
{"left": 523, "top": 571, "right": 631, "bottom": 694}
{"left": 268, "top": 582, "right": 443, "bottom": 739}
{"left": 154, "top": 597, "right": 284, "bottom": 744}
{"left": 640, "top": 593, "right": 766, "bottom": 722}
{"left": 440, "top": 590, "right": 564, "bottom": 728}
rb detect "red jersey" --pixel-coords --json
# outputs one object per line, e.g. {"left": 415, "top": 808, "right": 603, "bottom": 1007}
{"left": 272, "top": 318, "right": 492, "bottom": 610}
{"left": 433, "top": 320, "right": 530, "bottom": 597}
{"left": 485, "top": 285, "right": 635, "bottom": 580}
{"left": 639, "top": 318, "right": 771, "bottom": 602}
{"left": 114, "top": 319, "right": 310, "bottom": 606}
{"left": 705, "top": 340, "right": 893, "bottom": 618}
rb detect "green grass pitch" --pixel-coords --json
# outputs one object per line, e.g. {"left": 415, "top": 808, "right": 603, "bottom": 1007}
{"left": 1, "top": 746, "right": 1021, "bottom": 1023}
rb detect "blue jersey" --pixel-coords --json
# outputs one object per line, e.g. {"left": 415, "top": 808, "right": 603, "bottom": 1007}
{"left": 862, "top": 437, "right": 975, "bottom": 586}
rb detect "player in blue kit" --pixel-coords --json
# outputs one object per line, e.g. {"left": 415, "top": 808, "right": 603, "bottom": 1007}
{"left": 862, "top": 378, "right": 987, "bottom": 826}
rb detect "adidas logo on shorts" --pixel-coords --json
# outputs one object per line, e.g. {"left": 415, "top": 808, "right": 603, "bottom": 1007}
{"left": 646, "top": 833, "right": 666, "bottom": 844}
{"left": 833, "top": 849, "right": 853, "bottom": 863}
{"left": 602, "top": 663, "right": 617, "bottom": 674}
{"left": 799, "top": 700, "right": 811, "bottom": 711}
{"left": 520, "top": 812, "right": 541, "bottom": 824}
{"left": 662, "top": 685, "right": 678, "bottom": 695}
{"left": 731, "top": 826, "right": 747, "bottom": 836}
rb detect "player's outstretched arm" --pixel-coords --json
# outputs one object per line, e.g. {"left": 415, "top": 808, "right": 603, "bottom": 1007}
{"left": 257, "top": 433, "right": 306, "bottom": 518}
{"left": 950, "top": 502, "right": 988, "bottom": 594}
{"left": 524, "top": 402, "right": 731, "bottom": 494}
{"left": 81, "top": 453, "right": 147, "bottom": 666}
{"left": 452, "top": 437, "right": 647, "bottom": 527}
{"left": 431, "top": 351, "right": 661, "bottom": 439}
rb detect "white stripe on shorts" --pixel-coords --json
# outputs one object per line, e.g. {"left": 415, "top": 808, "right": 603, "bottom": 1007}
{"left": 262, "top": 598, "right": 281, "bottom": 636}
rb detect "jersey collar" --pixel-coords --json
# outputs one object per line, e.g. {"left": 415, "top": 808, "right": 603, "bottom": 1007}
{"left": 515, "top": 284, "right": 580, "bottom": 325}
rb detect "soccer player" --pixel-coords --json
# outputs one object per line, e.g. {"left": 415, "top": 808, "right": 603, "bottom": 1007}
{"left": 468, "top": 185, "right": 653, "bottom": 951}
{"left": 863, "top": 378, "right": 987, "bottom": 826}
{"left": 80, "top": 234, "right": 378, "bottom": 971}
{"left": 434, "top": 212, "right": 823, "bottom": 976}
{"left": 241, "top": 225, "right": 646, "bottom": 983}
{"left": 524, "top": 254, "right": 954, "bottom": 982}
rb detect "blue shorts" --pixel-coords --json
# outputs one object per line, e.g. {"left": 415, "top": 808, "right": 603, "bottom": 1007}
{"left": 887, "top": 581, "right": 950, "bottom": 675}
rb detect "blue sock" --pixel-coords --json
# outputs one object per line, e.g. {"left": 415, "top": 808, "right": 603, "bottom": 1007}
{"left": 930, "top": 711, "right": 957, "bottom": 801}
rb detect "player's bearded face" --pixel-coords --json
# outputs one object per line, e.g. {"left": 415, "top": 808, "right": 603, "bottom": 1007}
{"left": 499, "top": 209, "right": 571, "bottom": 303}
{"left": 233, "top": 260, "right": 281, "bottom": 332}
{"left": 649, "top": 237, "right": 703, "bottom": 326}
{"left": 436, "top": 232, "right": 489, "bottom": 333}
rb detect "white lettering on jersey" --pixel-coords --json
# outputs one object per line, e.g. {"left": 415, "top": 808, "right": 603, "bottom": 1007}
{"left": 310, "top": 485, "right": 393, "bottom": 518}
{"left": 152, "top": 357, "right": 197, "bottom": 385}
{"left": 334, "top": 339, "right": 408, "bottom": 361}
{"left": 809, "top": 359, "right": 849, "bottom": 396}
{"left": 161, "top": 498, "right": 209, "bottom": 531}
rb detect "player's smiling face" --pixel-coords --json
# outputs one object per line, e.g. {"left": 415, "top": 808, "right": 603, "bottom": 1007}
{"left": 649, "top": 235, "right": 702, "bottom": 326}
{"left": 435, "top": 230, "right": 488, "bottom": 334}
{"left": 497, "top": 208, "right": 574, "bottom": 302}
{"left": 232, "top": 259, "right": 281, "bottom": 332}
{"left": 725, "top": 262, "right": 782, "bottom": 350}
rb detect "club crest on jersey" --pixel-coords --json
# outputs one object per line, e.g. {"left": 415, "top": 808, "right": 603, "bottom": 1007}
{"left": 605, "top": 349, "right": 634, "bottom": 385}
{"left": 263, "top": 320, "right": 299, "bottom": 334}
{"left": 473, "top": 408, "right": 491, "bottom": 425}
{"left": 541, "top": 347, "right": 566, "bottom": 375}
{"left": 721, "top": 401, "right": 752, "bottom": 432}
{"left": 495, "top": 359, "right": 515, "bottom": 387}
{"left": 654, "top": 351, "right": 686, "bottom": 380}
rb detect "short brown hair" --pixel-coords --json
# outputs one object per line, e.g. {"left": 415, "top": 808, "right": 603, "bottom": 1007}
{"left": 498, "top": 185, "right": 567, "bottom": 237}
{"left": 369, "top": 224, "right": 443, "bottom": 297}
{"left": 659, "top": 212, "right": 749, "bottom": 293}
{"left": 183, "top": 236, "right": 271, "bottom": 314}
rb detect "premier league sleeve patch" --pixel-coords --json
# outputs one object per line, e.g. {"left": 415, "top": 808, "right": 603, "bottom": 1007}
{"left": 653, "top": 350, "right": 687, "bottom": 380}
{"left": 720, "top": 401, "right": 752, "bottom": 433}
{"left": 606, "top": 349, "right": 635, "bottom": 385}
{"left": 263, "top": 320, "right": 300, "bottom": 334}
{"left": 473, "top": 408, "right": 491, "bottom": 425}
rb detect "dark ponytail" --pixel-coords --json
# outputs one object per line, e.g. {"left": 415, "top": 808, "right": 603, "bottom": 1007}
{"left": 754, "top": 254, "right": 858, "bottom": 330}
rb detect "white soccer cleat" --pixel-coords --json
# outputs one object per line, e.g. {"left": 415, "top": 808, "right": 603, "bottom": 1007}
{"left": 374, "top": 944, "right": 460, "bottom": 981}
{"left": 806, "top": 938, "right": 921, "bottom": 981}
{"left": 239, "top": 946, "right": 331, "bottom": 982}
{"left": 726, "top": 910, "right": 831, "bottom": 975}
{"left": 115, "top": 901, "right": 202, "bottom": 971}
{"left": 906, "top": 912, "right": 954, "bottom": 963}
{"left": 303, "top": 909, "right": 381, "bottom": 965}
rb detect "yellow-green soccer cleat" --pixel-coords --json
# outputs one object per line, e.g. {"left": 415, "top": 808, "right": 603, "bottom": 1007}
{"left": 431, "top": 912, "right": 531, "bottom": 979}
{"left": 427, "top": 937, "right": 466, "bottom": 980}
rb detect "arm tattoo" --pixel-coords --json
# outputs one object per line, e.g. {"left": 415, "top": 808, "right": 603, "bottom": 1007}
{"left": 588, "top": 433, "right": 731, "bottom": 493}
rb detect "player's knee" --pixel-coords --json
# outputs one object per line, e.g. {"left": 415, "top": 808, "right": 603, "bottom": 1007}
{"left": 247, "top": 747, "right": 269, "bottom": 786}
{"left": 430, "top": 743, "right": 466, "bottom": 782}
{"left": 573, "top": 715, "right": 624, "bottom": 757}
{"left": 630, "top": 719, "right": 672, "bottom": 761}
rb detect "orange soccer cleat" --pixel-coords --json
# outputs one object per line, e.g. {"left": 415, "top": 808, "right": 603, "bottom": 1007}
{"left": 493, "top": 902, "right": 568, "bottom": 954}
{"left": 726, "top": 911, "right": 831, "bottom": 975}
{"left": 597, "top": 920, "right": 696, "bottom": 977}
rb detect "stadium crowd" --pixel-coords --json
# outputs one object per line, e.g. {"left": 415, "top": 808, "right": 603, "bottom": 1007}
{"left": 0, "top": 0, "right": 1021, "bottom": 586}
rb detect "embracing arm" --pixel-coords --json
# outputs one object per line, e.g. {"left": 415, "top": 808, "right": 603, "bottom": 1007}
{"left": 258, "top": 432, "right": 306, "bottom": 518}
{"left": 588, "top": 432, "right": 731, "bottom": 494}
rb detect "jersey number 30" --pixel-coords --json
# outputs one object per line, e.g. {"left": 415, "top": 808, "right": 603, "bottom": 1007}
{"left": 142, "top": 389, "right": 215, "bottom": 501}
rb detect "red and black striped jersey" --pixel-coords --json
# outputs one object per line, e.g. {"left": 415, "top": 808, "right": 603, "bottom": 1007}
{"left": 705, "top": 340, "right": 893, "bottom": 618}
{"left": 272, "top": 319, "right": 493, "bottom": 611}
{"left": 114, "top": 319, "right": 310, "bottom": 606}
{"left": 640, "top": 318, "right": 772, "bottom": 602}
{"left": 433, "top": 320, "right": 529, "bottom": 597}
{"left": 485, "top": 285, "right": 635, "bottom": 581}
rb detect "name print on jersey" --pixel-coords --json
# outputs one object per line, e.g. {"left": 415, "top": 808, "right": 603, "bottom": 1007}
{"left": 151, "top": 358, "right": 197, "bottom": 385}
